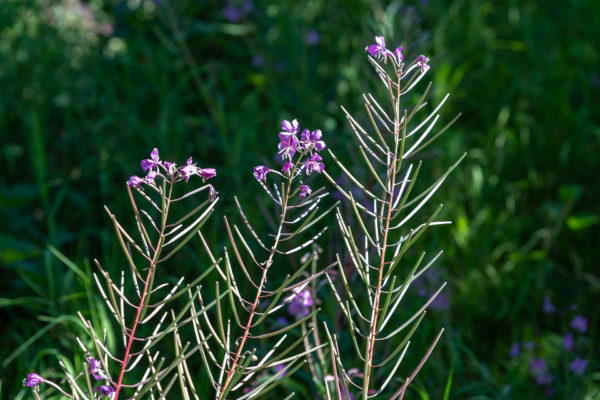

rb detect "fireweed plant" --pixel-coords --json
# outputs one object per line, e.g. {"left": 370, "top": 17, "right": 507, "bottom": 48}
{"left": 22, "top": 150, "right": 221, "bottom": 399}
{"left": 314, "top": 36, "right": 465, "bottom": 399}
{"left": 22, "top": 35, "right": 463, "bottom": 399}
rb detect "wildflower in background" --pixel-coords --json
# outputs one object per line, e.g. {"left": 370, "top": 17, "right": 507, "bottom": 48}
{"left": 542, "top": 296, "right": 555, "bottom": 313}
{"left": 416, "top": 55, "right": 430, "bottom": 72}
{"left": 252, "top": 55, "right": 264, "bottom": 68}
{"left": 509, "top": 342, "right": 521, "bottom": 358}
{"left": 96, "top": 385, "right": 116, "bottom": 398}
{"left": 223, "top": 5, "right": 241, "bottom": 22}
{"left": 305, "top": 29, "right": 320, "bottom": 46}
{"left": 288, "top": 289, "right": 313, "bottom": 318}
{"left": 305, "top": 153, "right": 324, "bottom": 175}
{"left": 253, "top": 165, "right": 270, "bottom": 182}
{"left": 127, "top": 175, "right": 144, "bottom": 187}
{"left": 571, "top": 315, "right": 588, "bottom": 332}
{"left": 569, "top": 358, "right": 588, "bottom": 376}
{"left": 299, "top": 184, "right": 312, "bottom": 199}
{"left": 529, "top": 358, "right": 553, "bottom": 385}
{"left": 198, "top": 167, "right": 217, "bottom": 182}
{"left": 564, "top": 332, "right": 574, "bottom": 351}
{"left": 523, "top": 341, "right": 535, "bottom": 350}
{"left": 23, "top": 373, "right": 43, "bottom": 389}
{"left": 275, "top": 363, "right": 289, "bottom": 377}
{"left": 87, "top": 356, "right": 107, "bottom": 380}
{"left": 365, "top": 36, "right": 390, "bottom": 59}
{"left": 141, "top": 148, "right": 161, "bottom": 171}
{"left": 301, "top": 129, "right": 326, "bottom": 151}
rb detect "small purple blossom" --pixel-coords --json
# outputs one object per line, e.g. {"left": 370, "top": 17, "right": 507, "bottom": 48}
{"left": 23, "top": 373, "right": 43, "bottom": 388}
{"left": 288, "top": 289, "right": 313, "bottom": 318}
{"left": 278, "top": 132, "right": 300, "bottom": 160}
{"left": 198, "top": 168, "right": 216, "bottom": 182}
{"left": 571, "top": 315, "right": 588, "bottom": 333}
{"left": 365, "top": 36, "right": 390, "bottom": 59}
{"left": 87, "top": 356, "right": 107, "bottom": 380}
{"left": 569, "top": 358, "right": 588, "bottom": 376}
{"left": 305, "top": 153, "right": 324, "bottom": 175}
{"left": 305, "top": 29, "right": 320, "bottom": 46}
{"left": 96, "top": 385, "right": 116, "bottom": 398}
{"left": 529, "top": 358, "right": 553, "bottom": 386}
{"left": 127, "top": 175, "right": 144, "bottom": 187}
{"left": 281, "top": 119, "right": 300, "bottom": 135}
{"left": 393, "top": 46, "right": 403, "bottom": 62}
{"left": 253, "top": 165, "right": 270, "bottom": 182}
{"left": 163, "top": 161, "right": 177, "bottom": 176}
{"left": 223, "top": 5, "right": 241, "bottom": 22}
{"left": 299, "top": 184, "right": 312, "bottom": 199}
{"left": 509, "top": 342, "right": 521, "bottom": 358}
{"left": 145, "top": 169, "right": 158, "bottom": 185}
{"left": 275, "top": 363, "right": 289, "bottom": 377}
{"left": 416, "top": 55, "right": 430, "bottom": 72}
{"left": 564, "top": 332, "right": 574, "bottom": 351}
{"left": 208, "top": 184, "right": 217, "bottom": 200}
{"left": 141, "top": 148, "right": 161, "bottom": 171}
{"left": 301, "top": 129, "right": 326, "bottom": 151}
{"left": 180, "top": 157, "right": 197, "bottom": 182}
{"left": 281, "top": 162, "right": 293, "bottom": 175}
{"left": 543, "top": 296, "right": 555, "bottom": 313}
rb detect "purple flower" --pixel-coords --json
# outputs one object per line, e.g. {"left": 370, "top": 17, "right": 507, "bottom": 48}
{"left": 529, "top": 358, "right": 553, "bottom": 385}
{"left": 571, "top": 315, "right": 588, "bottom": 333}
{"left": 543, "top": 296, "right": 555, "bottom": 313}
{"left": 179, "top": 157, "right": 197, "bottom": 182}
{"left": 301, "top": 129, "right": 326, "bottom": 151}
{"left": 253, "top": 165, "right": 270, "bottom": 182}
{"left": 365, "top": 36, "right": 390, "bottom": 59}
{"left": 275, "top": 363, "right": 289, "bottom": 377}
{"left": 145, "top": 169, "right": 158, "bottom": 185}
{"left": 208, "top": 184, "right": 217, "bottom": 200}
{"left": 305, "top": 153, "right": 324, "bottom": 175}
{"left": 127, "top": 175, "right": 144, "bottom": 187}
{"left": 509, "top": 342, "right": 521, "bottom": 358}
{"left": 393, "top": 46, "right": 403, "bottom": 62}
{"left": 299, "top": 184, "right": 312, "bottom": 199}
{"left": 569, "top": 358, "right": 588, "bottom": 376}
{"left": 281, "top": 119, "right": 300, "bottom": 135}
{"left": 223, "top": 5, "right": 241, "bottom": 22}
{"left": 281, "top": 162, "right": 293, "bottom": 175}
{"left": 564, "top": 332, "right": 574, "bottom": 351}
{"left": 141, "top": 148, "right": 161, "bottom": 171}
{"left": 96, "top": 385, "right": 116, "bottom": 398}
{"left": 87, "top": 356, "right": 107, "bottom": 380}
{"left": 305, "top": 29, "right": 320, "bottom": 46}
{"left": 23, "top": 373, "right": 43, "bottom": 388}
{"left": 416, "top": 55, "right": 430, "bottom": 72}
{"left": 288, "top": 289, "right": 313, "bottom": 318}
{"left": 278, "top": 132, "right": 300, "bottom": 160}
{"left": 163, "top": 161, "right": 177, "bottom": 176}
{"left": 198, "top": 168, "right": 216, "bottom": 182}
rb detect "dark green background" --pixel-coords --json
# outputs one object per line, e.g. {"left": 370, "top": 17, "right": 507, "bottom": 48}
{"left": 1, "top": 0, "right": 598, "bottom": 398}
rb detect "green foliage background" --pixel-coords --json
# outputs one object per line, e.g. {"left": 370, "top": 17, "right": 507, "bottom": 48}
{"left": 1, "top": 0, "right": 598, "bottom": 398}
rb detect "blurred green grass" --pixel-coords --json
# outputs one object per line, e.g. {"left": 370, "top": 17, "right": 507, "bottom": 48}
{"left": 1, "top": 0, "right": 598, "bottom": 398}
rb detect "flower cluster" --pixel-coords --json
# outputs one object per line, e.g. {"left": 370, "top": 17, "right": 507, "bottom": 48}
{"left": 365, "top": 35, "right": 429, "bottom": 71}
{"left": 127, "top": 148, "right": 216, "bottom": 197}
{"left": 253, "top": 119, "right": 325, "bottom": 199}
